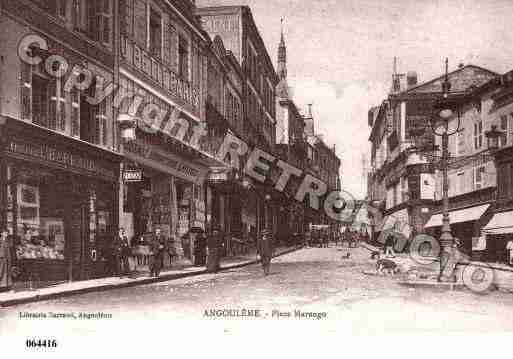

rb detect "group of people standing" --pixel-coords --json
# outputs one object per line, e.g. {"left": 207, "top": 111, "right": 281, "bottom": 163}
{"left": 305, "top": 227, "right": 369, "bottom": 249}
{"left": 0, "top": 224, "right": 278, "bottom": 292}
{"left": 109, "top": 227, "right": 227, "bottom": 278}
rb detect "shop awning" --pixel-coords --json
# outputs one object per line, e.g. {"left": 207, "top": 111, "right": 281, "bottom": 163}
{"left": 424, "top": 204, "right": 490, "bottom": 229}
{"left": 482, "top": 211, "right": 513, "bottom": 235}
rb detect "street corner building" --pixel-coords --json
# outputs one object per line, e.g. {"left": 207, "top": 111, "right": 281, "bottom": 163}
{"left": 367, "top": 57, "right": 513, "bottom": 264}
{"left": 0, "top": 0, "right": 342, "bottom": 290}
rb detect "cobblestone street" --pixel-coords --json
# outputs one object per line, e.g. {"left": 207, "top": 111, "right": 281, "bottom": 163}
{"left": 2, "top": 246, "right": 513, "bottom": 335}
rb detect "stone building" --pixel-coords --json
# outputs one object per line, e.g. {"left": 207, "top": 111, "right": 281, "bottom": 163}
{"left": 117, "top": 0, "right": 226, "bottom": 259}
{"left": 367, "top": 63, "right": 497, "bottom": 243}
{"left": 197, "top": 5, "right": 279, "bottom": 236}
{"left": 0, "top": 0, "right": 123, "bottom": 282}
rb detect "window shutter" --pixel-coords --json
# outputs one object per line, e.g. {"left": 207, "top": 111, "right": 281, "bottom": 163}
{"left": 70, "top": 88, "right": 80, "bottom": 138}
{"left": 166, "top": 23, "right": 178, "bottom": 72}
{"left": 133, "top": 0, "right": 147, "bottom": 48}
{"left": 20, "top": 63, "right": 32, "bottom": 120}
{"left": 88, "top": 0, "right": 99, "bottom": 41}
{"left": 119, "top": 0, "right": 133, "bottom": 36}
{"left": 193, "top": 45, "right": 201, "bottom": 91}
{"left": 48, "top": 80, "right": 57, "bottom": 130}
{"left": 99, "top": 0, "right": 112, "bottom": 46}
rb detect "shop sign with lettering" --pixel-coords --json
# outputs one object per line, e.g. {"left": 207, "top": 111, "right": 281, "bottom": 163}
{"left": 123, "top": 169, "right": 143, "bottom": 182}
{"left": 124, "top": 140, "right": 204, "bottom": 183}
{"left": 208, "top": 168, "right": 231, "bottom": 182}
{"left": 7, "top": 138, "right": 116, "bottom": 180}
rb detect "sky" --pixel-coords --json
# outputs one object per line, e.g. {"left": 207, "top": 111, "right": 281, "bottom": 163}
{"left": 197, "top": 0, "right": 513, "bottom": 199}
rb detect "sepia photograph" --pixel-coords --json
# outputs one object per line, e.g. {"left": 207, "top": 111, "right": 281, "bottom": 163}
{"left": 0, "top": 0, "right": 513, "bottom": 356}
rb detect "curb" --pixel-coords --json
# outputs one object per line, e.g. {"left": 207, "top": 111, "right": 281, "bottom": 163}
{"left": 0, "top": 246, "right": 303, "bottom": 308}
{"left": 359, "top": 241, "right": 513, "bottom": 292}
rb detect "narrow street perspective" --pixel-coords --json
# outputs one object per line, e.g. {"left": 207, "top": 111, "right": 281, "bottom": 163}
{"left": 3, "top": 245, "right": 513, "bottom": 334}
{"left": 3, "top": 0, "right": 513, "bottom": 351}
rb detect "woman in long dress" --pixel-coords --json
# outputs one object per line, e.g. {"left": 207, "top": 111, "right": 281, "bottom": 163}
{"left": 0, "top": 228, "right": 13, "bottom": 292}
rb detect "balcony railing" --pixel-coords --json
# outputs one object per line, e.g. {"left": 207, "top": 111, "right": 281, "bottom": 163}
{"left": 120, "top": 35, "right": 200, "bottom": 113}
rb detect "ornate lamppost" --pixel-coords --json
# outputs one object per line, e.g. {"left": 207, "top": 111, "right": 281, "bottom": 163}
{"left": 411, "top": 58, "right": 462, "bottom": 281}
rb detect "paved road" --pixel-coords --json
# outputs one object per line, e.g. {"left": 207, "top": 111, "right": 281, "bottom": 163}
{"left": 2, "top": 246, "right": 513, "bottom": 337}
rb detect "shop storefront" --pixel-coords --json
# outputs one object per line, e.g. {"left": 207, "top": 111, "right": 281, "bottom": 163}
{"left": 482, "top": 211, "right": 513, "bottom": 263}
{"left": 424, "top": 203, "right": 492, "bottom": 257}
{"left": 0, "top": 117, "right": 121, "bottom": 285}
{"left": 122, "top": 133, "right": 211, "bottom": 261}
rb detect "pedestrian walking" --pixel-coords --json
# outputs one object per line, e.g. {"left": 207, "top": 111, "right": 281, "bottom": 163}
{"left": 507, "top": 239, "right": 513, "bottom": 266}
{"left": 257, "top": 229, "right": 274, "bottom": 276}
{"left": 206, "top": 227, "right": 222, "bottom": 273}
{"left": 343, "top": 227, "right": 351, "bottom": 247}
{"left": 384, "top": 232, "right": 396, "bottom": 258}
{"left": 193, "top": 229, "right": 207, "bottom": 266}
{"left": 150, "top": 228, "right": 167, "bottom": 277}
{"left": 117, "top": 228, "right": 131, "bottom": 276}
{"left": 108, "top": 230, "right": 121, "bottom": 276}
{"left": 0, "top": 228, "right": 13, "bottom": 292}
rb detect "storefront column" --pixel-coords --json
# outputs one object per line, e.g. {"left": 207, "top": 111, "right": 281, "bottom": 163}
{"left": 9, "top": 165, "right": 18, "bottom": 238}
{"left": 0, "top": 154, "right": 6, "bottom": 231}
{"left": 63, "top": 175, "right": 73, "bottom": 282}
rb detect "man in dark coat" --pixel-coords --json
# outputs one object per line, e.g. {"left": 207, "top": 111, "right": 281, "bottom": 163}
{"left": 150, "top": 228, "right": 167, "bottom": 277}
{"left": 206, "top": 228, "right": 222, "bottom": 273}
{"left": 257, "top": 229, "right": 274, "bottom": 276}
{"left": 117, "top": 228, "right": 131, "bottom": 276}
{"left": 193, "top": 230, "right": 207, "bottom": 266}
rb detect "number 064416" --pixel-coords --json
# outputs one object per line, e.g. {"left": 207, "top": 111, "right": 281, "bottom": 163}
{"left": 25, "top": 339, "right": 57, "bottom": 348}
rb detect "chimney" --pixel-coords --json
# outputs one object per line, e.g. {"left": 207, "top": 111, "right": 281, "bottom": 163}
{"left": 407, "top": 71, "right": 418, "bottom": 89}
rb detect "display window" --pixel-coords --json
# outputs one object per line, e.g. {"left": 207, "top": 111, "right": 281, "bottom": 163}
{"left": 12, "top": 166, "right": 67, "bottom": 261}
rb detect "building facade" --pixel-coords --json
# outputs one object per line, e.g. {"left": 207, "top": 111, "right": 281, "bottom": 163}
{"left": 117, "top": 0, "right": 225, "bottom": 261}
{"left": 0, "top": 0, "right": 122, "bottom": 282}
{"left": 197, "top": 5, "right": 279, "bottom": 237}
{"left": 367, "top": 64, "right": 497, "bottom": 245}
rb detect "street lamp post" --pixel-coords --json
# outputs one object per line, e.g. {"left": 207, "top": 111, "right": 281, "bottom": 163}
{"left": 432, "top": 59, "right": 463, "bottom": 281}
{"left": 411, "top": 58, "right": 462, "bottom": 281}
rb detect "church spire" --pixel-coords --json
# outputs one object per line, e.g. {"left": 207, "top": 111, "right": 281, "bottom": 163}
{"left": 277, "top": 18, "right": 287, "bottom": 80}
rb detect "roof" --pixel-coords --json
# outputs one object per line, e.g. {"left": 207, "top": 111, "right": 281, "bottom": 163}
{"left": 396, "top": 64, "right": 498, "bottom": 96}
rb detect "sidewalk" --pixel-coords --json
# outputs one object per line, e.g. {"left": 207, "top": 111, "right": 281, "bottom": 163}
{"left": 0, "top": 246, "right": 302, "bottom": 307}
{"left": 360, "top": 242, "right": 513, "bottom": 291}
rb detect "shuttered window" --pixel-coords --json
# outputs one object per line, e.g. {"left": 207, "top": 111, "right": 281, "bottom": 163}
{"left": 20, "top": 63, "right": 32, "bottom": 121}
{"left": 191, "top": 43, "right": 200, "bottom": 90}
{"left": 133, "top": 0, "right": 147, "bottom": 48}
{"left": 500, "top": 115, "right": 508, "bottom": 147}
{"left": 497, "top": 163, "right": 511, "bottom": 199}
{"left": 149, "top": 7, "right": 162, "bottom": 58}
{"left": 178, "top": 35, "right": 189, "bottom": 80}
{"left": 120, "top": 0, "right": 134, "bottom": 36}
{"left": 72, "top": 0, "right": 112, "bottom": 46}
{"left": 474, "top": 166, "right": 485, "bottom": 190}
{"left": 70, "top": 88, "right": 80, "bottom": 138}
{"left": 474, "top": 120, "right": 483, "bottom": 150}
{"left": 98, "top": 0, "right": 113, "bottom": 46}
{"left": 163, "top": 22, "right": 177, "bottom": 70}
{"left": 32, "top": 74, "right": 50, "bottom": 128}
